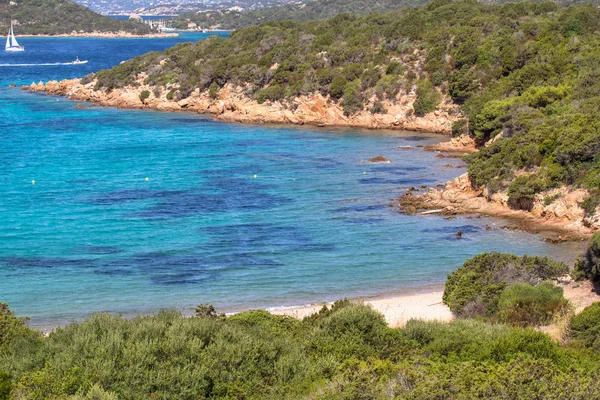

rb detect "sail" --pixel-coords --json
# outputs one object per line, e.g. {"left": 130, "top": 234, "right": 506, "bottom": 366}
{"left": 5, "top": 28, "right": 10, "bottom": 50}
{"left": 10, "top": 25, "right": 19, "bottom": 48}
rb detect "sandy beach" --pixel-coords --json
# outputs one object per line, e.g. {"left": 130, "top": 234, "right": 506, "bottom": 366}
{"left": 271, "top": 289, "right": 454, "bottom": 327}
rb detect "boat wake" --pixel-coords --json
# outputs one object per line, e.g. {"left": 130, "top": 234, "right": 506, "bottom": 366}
{"left": 0, "top": 61, "right": 88, "bottom": 67}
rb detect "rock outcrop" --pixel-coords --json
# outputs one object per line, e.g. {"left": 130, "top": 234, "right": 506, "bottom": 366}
{"left": 27, "top": 78, "right": 461, "bottom": 133}
{"left": 400, "top": 172, "right": 597, "bottom": 238}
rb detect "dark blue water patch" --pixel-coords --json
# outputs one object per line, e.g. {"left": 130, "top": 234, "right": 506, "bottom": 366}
{"left": 92, "top": 189, "right": 160, "bottom": 205}
{"left": 77, "top": 246, "right": 124, "bottom": 255}
{"left": 151, "top": 272, "right": 213, "bottom": 286}
{"left": 203, "top": 223, "right": 334, "bottom": 253}
{"left": 401, "top": 135, "right": 434, "bottom": 142}
{"left": 358, "top": 177, "right": 437, "bottom": 185}
{"left": 209, "top": 253, "right": 285, "bottom": 269}
{"left": 333, "top": 204, "right": 387, "bottom": 213}
{"left": 421, "top": 224, "right": 482, "bottom": 235}
{"left": 68, "top": 179, "right": 98, "bottom": 184}
{"left": 369, "top": 166, "right": 409, "bottom": 176}
{"left": 127, "top": 252, "right": 217, "bottom": 285}
{"left": 94, "top": 268, "right": 133, "bottom": 276}
{"left": 344, "top": 218, "right": 385, "bottom": 224}
{"left": 135, "top": 190, "right": 292, "bottom": 219}
{"left": 0, "top": 256, "right": 92, "bottom": 269}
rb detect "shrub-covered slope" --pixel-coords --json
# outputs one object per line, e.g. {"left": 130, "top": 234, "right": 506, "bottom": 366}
{"left": 173, "top": 0, "right": 600, "bottom": 31}
{"left": 1, "top": 300, "right": 600, "bottom": 399}
{"left": 173, "top": 0, "right": 429, "bottom": 30}
{"left": 0, "top": 0, "right": 154, "bottom": 35}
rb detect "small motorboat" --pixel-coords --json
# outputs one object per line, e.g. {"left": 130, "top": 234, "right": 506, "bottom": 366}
{"left": 72, "top": 57, "right": 88, "bottom": 65}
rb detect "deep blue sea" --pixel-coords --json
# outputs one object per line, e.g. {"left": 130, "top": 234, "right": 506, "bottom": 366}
{"left": 0, "top": 34, "right": 585, "bottom": 327}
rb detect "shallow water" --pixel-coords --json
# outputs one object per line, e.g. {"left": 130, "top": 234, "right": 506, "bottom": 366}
{"left": 0, "top": 36, "right": 585, "bottom": 327}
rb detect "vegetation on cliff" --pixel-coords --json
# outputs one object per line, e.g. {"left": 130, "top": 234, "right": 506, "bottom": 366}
{"left": 0, "top": 0, "right": 154, "bottom": 35}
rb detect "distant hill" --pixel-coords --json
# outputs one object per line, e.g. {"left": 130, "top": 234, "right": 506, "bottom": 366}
{"left": 173, "top": 0, "right": 600, "bottom": 30}
{"left": 0, "top": 0, "right": 155, "bottom": 35}
{"left": 173, "top": 0, "right": 430, "bottom": 30}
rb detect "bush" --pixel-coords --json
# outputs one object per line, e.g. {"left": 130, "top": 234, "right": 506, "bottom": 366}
{"left": 385, "top": 61, "right": 404, "bottom": 75}
{"left": 256, "top": 85, "right": 285, "bottom": 103}
{"left": 572, "top": 233, "right": 600, "bottom": 282}
{"left": 138, "top": 90, "right": 150, "bottom": 102}
{"left": 208, "top": 82, "right": 220, "bottom": 100}
{"left": 0, "top": 371, "right": 10, "bottom": 400}
{"left": 69, "top": 385, "right": 118, "bottom": 400}
{"left": 451, "top": 118, "right": 468, "bottom": 137}
{"left": 413, "top": 79, "right": 441, "bottom": 116}
{"left": 370, "top": 100, "right": 387, "bottom": 114}
{"left": 507, "top": 174, "right": 544, "bottom": 211}
{"left": 569, "top": 302, "right": 600, "bottom": 350}
{"left": 495, "top": 282, "right": 569, "bottom": 327}
{"left": 0, "top": 303, "right": 34, "bottom": 348}
{"left": 341, "top": 80, "right": 364, "bottom": 116}
{"left": 329, "top": 76, "right": 347, "bottom": 100}
{"left": 443, "top": 252, "right": 569, "bottom": 318}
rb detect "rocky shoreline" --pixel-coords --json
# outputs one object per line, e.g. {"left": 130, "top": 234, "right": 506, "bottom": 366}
{"left": 399, "top": 172, "right": 596, "bottom": 241}
{"left": 26, "top": 77, "right": 460, "bottom": 133}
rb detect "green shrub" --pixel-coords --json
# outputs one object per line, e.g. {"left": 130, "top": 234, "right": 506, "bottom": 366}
{"left": 69, "top": 385, "right": 119, "bottom": 400}
{"left": 495, "top": 282, "right": 569, "bottom": 327}
{"left": 257, "top": 85, "right": 285, "bottom": 103}
{"left": 370, "top": 100, "right": 387, "bottom": 114}
{"left": 572, "top": 233, "right": 600, "bottom": 282}
{"left": 0, "top": 303, "right": 35, "bottom": 348}
{"left": 507, "top": 174, "right": 544, "bottom": 211}
{"left": 580, "top": 190, "right": 600, "bottom": 216}
{"left": 385, "top": 61, "right": 404, "bottom": 76}
{"left": 569, "top": 302, "right": 600, "bottom": 350}
{"left": 443, "top": 252, "right": 569, "bottom": 318}
{"left": 451, "top": 118, "right": 468, "bottom": 137}
{"left": 0, "top": 371, "right": 10, "bottom": 400}
{"left": 544, "top": 194, "right": 560, "bottom": 206}
{"left": 341, "top": 80, "right": 364, "bottom": 116}
{"left": 138, "top": 90, "right": 150, "bottom": 102}
{"left": 413, "top": 79, "right": 441, "bottom": 116}
{"left": 166, "top": 90, "right": 175, "bottom": 100}
{"left": 208, "top": 82, "right": 220, "bottom": 100}
{"left": 329, "top": 76, "right": 347, "bottom": 100}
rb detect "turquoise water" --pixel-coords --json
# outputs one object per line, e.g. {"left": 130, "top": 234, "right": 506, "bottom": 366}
{"left": 0, "top": 37, "right": 584, "bottom": 327}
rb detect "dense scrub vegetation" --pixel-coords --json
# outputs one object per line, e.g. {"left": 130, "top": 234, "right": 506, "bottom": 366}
{"left": 172, "top": 0, "right": 599, "bottom": 31}
{"left": 1, "top": 298, "right": 600, "bottom": 399}
{"left": 573, "top": 232, "right": 600, "bottom": 281}
{"left": 173, "top": 0, "right": 429, "bottom": 31}
{"left": 570, "top": 302, "right": 600, "bottom": 351}
{"left": 0, "top": 0, "right": 153, "bottom": 35}
{"left": 443, "top": 252, "right": 569, "bottom": 323}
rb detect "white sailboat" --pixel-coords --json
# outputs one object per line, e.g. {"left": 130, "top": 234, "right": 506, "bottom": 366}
{"left": 5, "top": 22, "right": 24, "bottom": 52}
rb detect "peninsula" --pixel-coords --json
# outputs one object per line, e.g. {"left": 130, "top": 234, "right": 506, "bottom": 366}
{"left": 0, "top": 0, "right": 157, "bottom": 36}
